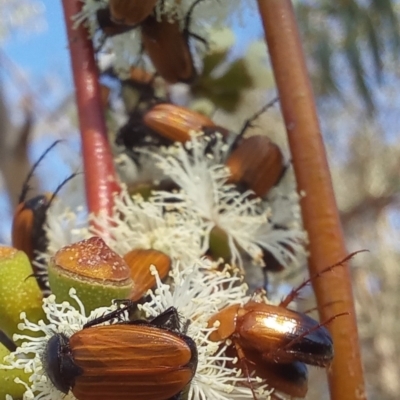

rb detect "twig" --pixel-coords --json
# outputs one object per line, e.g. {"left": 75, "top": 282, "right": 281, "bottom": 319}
{"left": 61, "top": 0, "right": 120, "bottom": 221}
{"left": 256, "top": 1, "right": 366, "bottom": 399}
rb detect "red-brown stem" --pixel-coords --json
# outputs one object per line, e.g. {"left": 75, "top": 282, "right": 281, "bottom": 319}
{"left": 256, "top": 1, "right": 366, "bottom": 399}
{"left": 61, "top": 0, "right": 119, "bottom": 219}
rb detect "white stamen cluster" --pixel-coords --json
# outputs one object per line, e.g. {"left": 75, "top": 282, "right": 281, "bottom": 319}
{"left": 90, "top": 190, "right": 207, "bottom": 266}
{"left": 41, "top": 187, "right": 206, "bottom": 268}
{"left": 149, "top": 134, "right": 307, "bottom": 269}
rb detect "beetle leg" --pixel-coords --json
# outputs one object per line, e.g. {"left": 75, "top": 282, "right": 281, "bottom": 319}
{"left": 167, "top": 393, "right": 183, "bottom": 400}
{"left": 231, "top": 97, "right": 279, "bottom": 151}
{"left": 233, "top": 340, "right": 259, "bottom": 400}
{"left": 0, "top": 330, "right": 16, "bottom": 352}
{"left": 83, "top": 301, "right": 134, "bottom": 328}
{"left": 149, "top": 306, "right": 182, "bottom": 332}
{"left": 187, "top": 32, "right": 209, "bottom": 50}
{"left": 184, "top": 0, "right": 205, "bottom": 31}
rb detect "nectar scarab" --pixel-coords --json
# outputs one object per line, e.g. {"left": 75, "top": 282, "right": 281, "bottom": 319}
{"left": 44, "top": 306, "right": 197, "bottom": 400}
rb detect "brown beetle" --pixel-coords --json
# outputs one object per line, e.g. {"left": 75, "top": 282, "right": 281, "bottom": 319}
{"left": 223, "top": 97, "right": 286, "bottom": 198}
{"left": 209, "top": 301, "right": 336, "bottom": 366}
{"left": 12, "top": 141, "right": 77, "bottom": 293}
{"left": 96, "top": 7, "right": 135, "bottom": 37}
{"left": 207, "top": 253, "right": 358, "bottom": 398}
{"left": 109, "top": 0, "right": 158, "bottom": 25}
{"left": 141, "top": 0, "right": 206, "bottom": 84}
{"left": 44, "top": 305, "right": 197, "bottom": 400}
{"left": 143, "top": 103, "right": 216, "bottom": 143}
{"left": 123, "top": 248, "right": 172, "bottom": 302}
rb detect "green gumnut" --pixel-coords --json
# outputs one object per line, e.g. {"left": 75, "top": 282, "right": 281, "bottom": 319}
{"left": 48, "top": 237, "right": 133, "bottom": 313}
{"left": 0, "top": 342, "right": 30, "bottom": 400}
{"left": 0, "top": 247, "right": 44, "bottom": 339}
{"left": 208, "top": 226, "right": 233, "bottom": 263}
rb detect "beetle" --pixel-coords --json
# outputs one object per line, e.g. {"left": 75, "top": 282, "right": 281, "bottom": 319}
{"left": 221, "top": 96, "right": 286, "bottom": 198}
{"left": 109, "top": 0, "right": 158, "bottom": 26}
{"left": 141, "top": 0, "right": 206, "bottom": 84}
{"left": 96, "top": 7, "right": 135, "bottom": 38}
{"left": 11, "top": 141, "right": 77, "bottom": 293}
{"left": 143, "top": 103, "right": 217, "bottom": 143}
{"left": 207, "top": 253, "right": 358, "bottom": 399}
{"left": 43, "top": 305, "right": 198, "bottom": 400}
{"left": 123, "top": 248, "right": 172, "bottom": 302}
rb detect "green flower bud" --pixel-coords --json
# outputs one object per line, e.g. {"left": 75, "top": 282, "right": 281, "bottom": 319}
{"left": 0, "top": 247, "right": 44, "bottom": 339}
{"left": 48, "top": 237, "right": 133, "bottom": 312}
{"left": 208, "top": 226, "right": 232, "bottom": 263}
{"left": 0, "top": 342, "right": 30, "bottom": 400}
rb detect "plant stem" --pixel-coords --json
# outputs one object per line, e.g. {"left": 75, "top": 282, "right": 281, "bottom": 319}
{"left": 256, "top": 1, "right": 366, "bottom": 399}
{"left": 61, "top": 0, "right": 119, "bottom": 219}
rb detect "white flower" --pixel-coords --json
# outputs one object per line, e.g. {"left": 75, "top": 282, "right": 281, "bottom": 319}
{"left": 0, "top": 289, "right": 117, "bottom": 400}
{"left": 39, "top": 185, "right": 206, "bottom": 271}
{"left": 45, "top": 202, "right": 89, "bottom": 255}
{"left": 138, "top": 258, "right": 272, "bottom": 400}
{"left": 149, "top": 135, "right": 307, "bottom": 269}
{"left": 90, "top": 188, "right": 207, "bottom": 265}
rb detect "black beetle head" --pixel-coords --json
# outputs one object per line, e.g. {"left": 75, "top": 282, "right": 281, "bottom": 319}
{"left": 43, "top": 333, "right": 83, "bottom": 394}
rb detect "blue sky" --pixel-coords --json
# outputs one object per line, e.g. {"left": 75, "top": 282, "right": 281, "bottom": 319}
{"left": 3, "top": 1, "right": 72, "bottom": 91}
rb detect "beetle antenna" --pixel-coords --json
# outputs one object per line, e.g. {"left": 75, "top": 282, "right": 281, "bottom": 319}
{"left": 279, "top": 250, "right": 368, "bottom": 308}
{"left": 184, "top": 0, "right": 205, "bottom": 31}
{"left": 233, "top": 340, "right": 259, "bottom": 400}
{"left": 46, "top": 172, "right": 81, "bottom": 210}
{"left": 19, "top": 140, "right": 62, "bottom": 203}
{"left": 24, "top": 271, "right": 51, "bottom": 296}
{"left": 83, "top": 301, "right": 134, "bottom": 328}
{"left": 231, "top": 97, "right": 279, "bottom": 150}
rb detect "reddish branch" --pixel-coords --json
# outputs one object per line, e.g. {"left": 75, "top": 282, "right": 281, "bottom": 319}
{"left": 256, "top": 1, "right": 366, "bottom": 399}
{"left": 61, "top": 0, "right": 119, "bottom": 219}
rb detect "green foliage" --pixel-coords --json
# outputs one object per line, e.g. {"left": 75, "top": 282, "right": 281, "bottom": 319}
{"left": 191, "top": 50, "right": 253, "bottom": 113}
{"left": 296, "top": 0, "right": 400, "bottom": 111}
